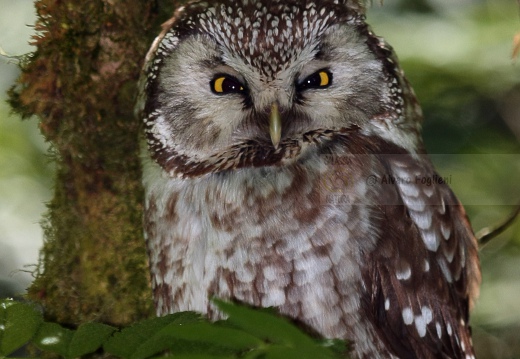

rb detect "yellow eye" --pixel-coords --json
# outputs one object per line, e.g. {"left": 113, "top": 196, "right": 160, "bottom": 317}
{"left": 318, "top": 71, "right": 330, "bottom": 86}
{"left": 298, "top": 69, "right": 333, "bottom": 91}
{"left": 211, "top": 75, "right": 245, "bottom": 94}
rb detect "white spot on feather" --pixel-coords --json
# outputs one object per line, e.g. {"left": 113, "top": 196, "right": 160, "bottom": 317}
{"left": 439, "top": 197, "right": 446, "bottom": 214}
{"left": 421, "top": 306, "right": 433, "bottom": 323}
{"left": 399, "top": 182, "right": 420, "bottom": 197}
{"left": 437, "top": 257, "right": 453, "bottom": 283}
{"left": 403, "top": 196, "right": 426, "bottom": 211}
{"left": 414, "top": 306, "right": 433, "bottom": 337}
{"left": 423, "top": 186, "right": 435, "bottom": 197}
{"left": 440, "top": 222, "right": 451, "bottom": 240}
{"left": 402, "top": 307, "right": 413, "bottom": 325}
{"left": 444, "top": 244, "right": 456, "bottom": 263}
{"left": 409, "top": 210, "right": 432, "bottom": 230}
{"left": 423, "top": 259, "right": 430, "bottom": 272}
{"left": 422, "top": 229, "right": 440, "bottom": 252}
{"left": 396, "top": 261, "right": 411, "bottom": 281}
{"left": 414, "top": 316, "right": 427, "bottom": 337}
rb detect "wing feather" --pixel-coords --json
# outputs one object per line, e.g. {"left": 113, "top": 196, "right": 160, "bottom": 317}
{"left": 361, "top": 148, "right": 480, "bottom": 359}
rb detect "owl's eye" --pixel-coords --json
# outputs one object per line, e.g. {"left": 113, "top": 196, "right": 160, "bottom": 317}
{"left": 211, "top": 75, "right": 245, "bottom": 94}
{"left": 297, "top": 70, "right": 333, "bottom": 91}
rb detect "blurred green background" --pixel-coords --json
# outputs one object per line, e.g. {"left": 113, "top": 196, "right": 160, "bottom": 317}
{"left": 0, "top": 0, "right": 51, "bottom": 298}
{"left": 0, "top": 0, "right": 519, "bottom": 357}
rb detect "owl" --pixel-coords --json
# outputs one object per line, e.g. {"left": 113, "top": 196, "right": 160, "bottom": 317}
{"left": 137, "top": 0, "right": 481, "bottom": 358}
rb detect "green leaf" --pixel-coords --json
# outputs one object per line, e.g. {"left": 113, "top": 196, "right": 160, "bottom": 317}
{"left": 68, "top": 322, "right": 116, "bottom": 358}
{"left": 132, "top": 321, "right": 263, "bottom": 359}
{"left": 32, "top": 322, "right": 73, "bottom": 357}
{"left": 263, "top": 345, "right": 305, "bottom": 359}
{"left": 248, "top": 344, "right": 343, "bottom": 359}
{"left": 214, "top": 300, "right": 312, "bottom": 346}
{"left": 317, "top": 338, "right": 350, "bottom": 357}
{"left": 156, "top": 355, "right": 234, "bottom": 359}
{"left": 0, "top": 299, "right": 43, "bottom": 356}
{"left": 134, "top": 338, "right": 238, "bottom": 359}
{"left": 214, "top": 300, "right": 337, "bottom": 359}
{"left": 160, "top": 321, "right": 262, "bottom": 350}
{"left": 104, "top": 311, "right": 202, "bottom": 359}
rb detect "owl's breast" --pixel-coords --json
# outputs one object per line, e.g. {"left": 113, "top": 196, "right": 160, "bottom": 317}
{"left": 144, "top": 148, "right": 387, "bottom": 345}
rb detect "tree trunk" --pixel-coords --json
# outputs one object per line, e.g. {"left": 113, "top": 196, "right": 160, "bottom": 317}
{"left": 8, "top": 0, "right": 178, "bottom": 326}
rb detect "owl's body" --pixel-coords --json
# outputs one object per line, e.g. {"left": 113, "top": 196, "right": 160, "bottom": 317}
{"left": 139, "top": 1, "right": 481, "bottom": 358}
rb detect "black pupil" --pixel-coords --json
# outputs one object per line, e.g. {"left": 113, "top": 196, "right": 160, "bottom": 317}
{"left": 303, "top": 73, "right": 322, "bottom": 88}
{"left": 222, "top": 78, "right": 241, "bottom": 92}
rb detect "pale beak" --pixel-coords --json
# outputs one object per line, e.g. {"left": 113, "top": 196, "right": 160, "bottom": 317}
{"left": 269, "top": 102, "right": 282, "bottom": 149}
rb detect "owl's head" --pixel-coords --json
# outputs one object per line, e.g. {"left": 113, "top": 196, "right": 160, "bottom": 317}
{"left": 138, "top": 0, "right": 423, "bottom": 177}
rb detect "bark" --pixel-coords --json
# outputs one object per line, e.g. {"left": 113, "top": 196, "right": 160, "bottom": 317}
{"left": 8, "top": 0, "right": 178, "bottom": 326}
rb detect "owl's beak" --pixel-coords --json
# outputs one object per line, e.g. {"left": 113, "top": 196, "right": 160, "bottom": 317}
{"left": 269, "top": 102, "right": 282, "bottom": 149}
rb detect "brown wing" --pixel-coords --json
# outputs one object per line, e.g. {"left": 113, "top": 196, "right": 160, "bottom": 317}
{"left": 361, "top": 149, "right": 480, "bottom": 359}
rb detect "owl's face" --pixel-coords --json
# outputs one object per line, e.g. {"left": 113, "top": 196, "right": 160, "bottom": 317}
{"left": 141, "top": 0, "right": 421, "bottom": 177}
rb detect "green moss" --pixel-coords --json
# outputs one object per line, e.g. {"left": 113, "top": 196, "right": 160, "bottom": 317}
{"left": 8, "top": 0, "right": 178, "bottom": 326}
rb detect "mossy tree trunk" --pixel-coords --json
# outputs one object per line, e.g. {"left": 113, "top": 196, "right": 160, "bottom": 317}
{"left": 9, "top": 0, "right": 179, "bottom": 326}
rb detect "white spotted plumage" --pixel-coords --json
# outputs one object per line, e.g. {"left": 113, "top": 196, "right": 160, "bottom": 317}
{"left": 138, "top": 0, "right": 481, "bottom": 358}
